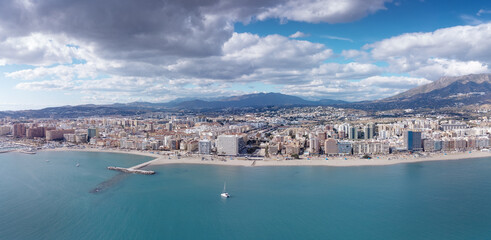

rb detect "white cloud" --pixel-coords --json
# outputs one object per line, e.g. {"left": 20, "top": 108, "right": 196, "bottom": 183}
{"left": 6, "top": 0, "right": 491, "bottom": 105}
{"left": 359, "top": 75, "right": 431, "bottom": 88}
{"left": 16, "top": 79, "right": 74, "bottom": 91}
{"left": 311, "top": 62, "right": 382, "bottom": 79}
{"left": 166, "top": 32, "right": 332, "bottom": 84}
{"left": 282, "top": 76, "right": 430, "bottom": 101}
{"left": 408, "top": 58, "right": 489, "bottom": 80}
{"left": 289, "top": 31, "right": 310, "bottom": 38}
{"left": 365, "top": 22, "right": 491, "bottom": 79}
{"left": 341, "top": 49, "right": 370, "bottom": 60}
{"left": 0, "top": 0, "right": 391, "bottom": 63}
{"left": 257, "top": 0, "right": 391, "bottom": 23}
{"left": 322, "top": 35, "right": 353, "bottom": 42}
{"left": 460, "top": 15, "right": 484, "bottom": 25}
{"left": 6, "top": 63, "right": 99, "bottom": 81}
{"left": 477, "top": 9, "right": 491, "bottom": 16}
{"left": 0, "top": 33, "right": 78, "bottom": 66}
{"left": 368, "top": 23, "right": 491, "bottom": 63}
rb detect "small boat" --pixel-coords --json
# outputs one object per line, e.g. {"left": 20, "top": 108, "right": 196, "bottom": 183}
{"left": 220, "top": 182, "right": 230, "bottom": 198}
{"left": 76, "top": 163, "right": 80, "bottom": 167}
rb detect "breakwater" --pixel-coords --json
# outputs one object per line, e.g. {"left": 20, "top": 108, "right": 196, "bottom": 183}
{"left": 107, "top": 166, "right": 155, "bottom": 175}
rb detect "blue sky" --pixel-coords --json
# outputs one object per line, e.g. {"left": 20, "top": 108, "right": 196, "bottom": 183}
{"left": 0, "top": 0, "right": 490, "bottom": 110}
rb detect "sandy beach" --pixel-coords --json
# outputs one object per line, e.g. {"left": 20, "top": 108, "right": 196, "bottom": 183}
{"left": 41, "top": 147, "right": 491, "bottom": 168}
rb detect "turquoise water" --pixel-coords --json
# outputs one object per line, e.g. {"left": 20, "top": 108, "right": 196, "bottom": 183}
{"left": 1, "top": 152, "right": 491, "bottom": 239}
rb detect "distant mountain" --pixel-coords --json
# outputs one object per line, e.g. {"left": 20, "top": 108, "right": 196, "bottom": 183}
{"left": 172, "top": 92, "right": 350, "bottom": 109}
{"left": 316, "top": 98, "right": 349, "bottom": 105}
{"left": 342, "top": 73, "right": 491, "bottom": 110}
{"left": 0, "top": 74, "right": 488, "bottom": 118}
{"left": 387, "top": 74, "right": 490, "bottom": 101}
{"left": 174, "top": 92, "right": 316, "bottom": 109}
{"left": 0, "top": 104, "right": 152, "bottom": 119}
{"left": 0, "top": 92, "right": 347, "bottom": 118}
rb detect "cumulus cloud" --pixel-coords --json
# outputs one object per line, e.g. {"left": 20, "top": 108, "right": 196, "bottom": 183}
{"left": 15, "top": 76, "right": 247, "bottom": 104}
{"left": 289, "top": 31, "right": 310, "bottom": 38}
{"left": 322, "top": 35, "right": 353, "bottom": 42}
{"left": 363, "top": 22, "right": 491, "bottom": 79}
{"left": 311, "top": 62, "right": 382, "bottom": 79}
{"left": 408, "top": 58, "right": 489, "bottom": 80}
{"left": 16, "top": 79, "right": 74, "bottom": 91}
{"left": 257, "top": 0, "right": 391, "bottom": 23}
{"left": 367, "top": 23, "right": 491, "bottom": 64}
{"left": 477, "top": 9, "right": 491, "bottom": 16}
{"left": 0, "top": 0, "right": 396, "bottom": 104}
{"left": 0, "top": 0, "right": 390, "bottom": 62}
{"left": 166, "top": 32, "right": 332, "bottom": 84}
{"left": 5, "top": 0, "right": 489, "bottom": 104}
{"left": 282, "top": 76, "right": 430, "bottom": 101}
{"left": 6, "top": 63, "right": 99, "bottom": 81}
{"left": 341, "top": 49, "right": 370, "bottom": 60}
{"left": 0, "top": 0, "right": 234, "bottom": 60}
{"left": 0, "top": 33, "right": 78, "bottom": 66}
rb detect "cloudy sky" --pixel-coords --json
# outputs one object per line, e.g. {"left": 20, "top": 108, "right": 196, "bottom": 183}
{"left": 0, "top": 0, "right": 490, "bottom": 110}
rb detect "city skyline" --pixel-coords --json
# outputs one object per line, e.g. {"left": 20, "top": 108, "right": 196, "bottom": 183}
{"left": 0, "top": 0, "right": 490, "bottom": 110}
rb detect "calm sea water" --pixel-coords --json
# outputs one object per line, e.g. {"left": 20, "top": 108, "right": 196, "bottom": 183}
{"left": 1, "top": 151, "right": 491, "bottom": 240}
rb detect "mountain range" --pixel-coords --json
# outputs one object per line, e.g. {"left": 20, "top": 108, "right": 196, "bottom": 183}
{"left": 346, "top": 73, "right": 490, "bottom": 110}
{"left": 0, "top": 73, "right": 489, "bottom": 118}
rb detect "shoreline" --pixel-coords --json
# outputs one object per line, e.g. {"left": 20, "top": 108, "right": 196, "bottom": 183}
{"left": 40, "top": 147, "right": 491, "bottom": 168}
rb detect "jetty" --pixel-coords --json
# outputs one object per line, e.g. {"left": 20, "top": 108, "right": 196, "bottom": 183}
{"left": 18, "top": 150, "right": 36, "bottom": 154}
{"left": 107, "top": 166, "right": 155, "bottom": 175}
{"left": 107, "top": 158, "right": 159, "bottom": 175}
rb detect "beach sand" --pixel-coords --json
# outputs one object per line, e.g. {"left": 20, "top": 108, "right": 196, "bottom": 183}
{"left": 42, "top": 147, "right": 491, "bottom": 168}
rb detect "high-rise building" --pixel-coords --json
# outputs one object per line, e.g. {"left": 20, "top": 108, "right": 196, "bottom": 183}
{"left": 324, "top": 139, "right": 338, "bottom": 155}
{"left": 26, "top": 127, "right": 45, "bottom": 139}
{"left": 0, "top": 126, "right": 11, "bottom": 136}
{"left": 198, "top": 139, "right": 211, "bottom": 155}
{"left": 364, "top": 123, "right": 375, "bottom": 139}
{"left": 217, "top": 135, "right": 243, "bottom": 156}
{"left": 348, "top": 126, "right": 358, "bottom": 140}
{"left": 166, "top": 123, "right": 173, "bottom": 131}
{"left": 338, "top": 141, "right": 352, "bottom": 155}
{"left": 46, "top": 129, "right": 75, "bottom": 141}
{"left": 87, "top": 128, "right": 99, "bottom": 141}
{"left": 169, "top": 139, "right": 179, "bottom": 150}
{"left": 309, "top": 137, "right": 320, "bottom": 154}
{"left": 404, "top": 131, "right": 422, "bottom": 151}
{"left": 12, "top": 123, "right": 26, "bottom": 138}
{"left": 423, "top": 139, "right": 435, "bottom": 152}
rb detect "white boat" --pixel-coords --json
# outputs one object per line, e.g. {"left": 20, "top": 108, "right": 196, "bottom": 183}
{"left": 220, "top": 182, "right": 230, "bottom": 198}
{"left": 76, "top": 163, "right": 80, "bottom": 167}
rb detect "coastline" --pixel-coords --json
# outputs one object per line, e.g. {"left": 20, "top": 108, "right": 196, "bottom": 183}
{"left": 40, "top": 147, "right": 491, "bottom": 167}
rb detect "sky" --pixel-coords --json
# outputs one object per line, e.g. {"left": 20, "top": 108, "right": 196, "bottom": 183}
{"left": 0, "top": 0, "right": 490, "bottom": 110}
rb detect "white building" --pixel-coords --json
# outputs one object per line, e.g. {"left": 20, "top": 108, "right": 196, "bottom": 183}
{"left": 199, "top": 139, "right": 212, "bottom": 155}
{"left": 0, "top": 126, "right": 11, "bottom": 135}
{"left": 217, "top": 135, "right": 243, "bottom": 156}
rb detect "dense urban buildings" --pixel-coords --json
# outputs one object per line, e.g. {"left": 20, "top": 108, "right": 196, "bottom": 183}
{"left": 0, "top": 106, "right": 489, "bottom": 158}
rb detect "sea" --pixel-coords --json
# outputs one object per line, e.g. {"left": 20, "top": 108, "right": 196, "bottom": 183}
{"left": 1, "top": 151, "right": 491, "bottom": 240}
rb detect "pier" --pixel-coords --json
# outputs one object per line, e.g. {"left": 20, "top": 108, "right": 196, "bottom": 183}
{"left": 107, "top": 166, "right": 155, "bottom": 175}
{"left": 107, "top": 158, "right": 159, "bottom": 175}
